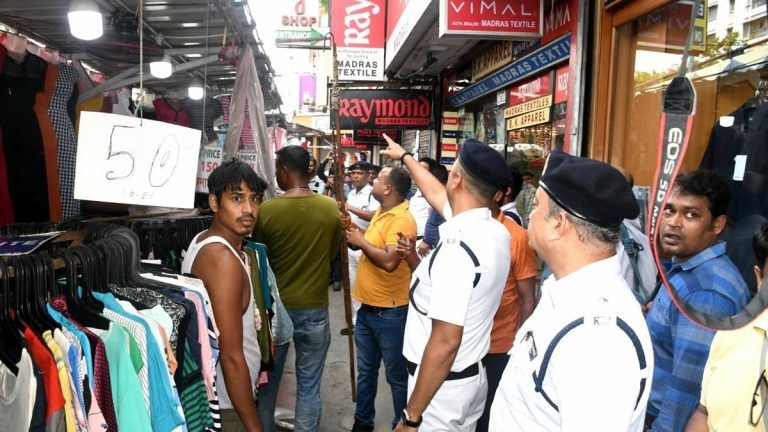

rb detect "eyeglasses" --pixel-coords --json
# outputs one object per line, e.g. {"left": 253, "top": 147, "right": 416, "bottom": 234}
{"left": 751, "top": 369, "right": 768, "bottom": 426}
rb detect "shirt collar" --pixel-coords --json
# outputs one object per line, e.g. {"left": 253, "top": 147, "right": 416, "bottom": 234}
{"left": 376, "top": 200, "right": 409, "bottom": 219}
{"left": 545, "top": 253, "right": 624, "bottom": 309}
{"left": 674, "top": 242, "right": 727, "bottom": 272}
{"left": 438, "top": 207, "right": 491, "bottom": 238}
{"left": 754, "top": 309, "right": 768, "bottom": 333}
{"left": 351, "top": 184, "right": 372, "bottom": 196}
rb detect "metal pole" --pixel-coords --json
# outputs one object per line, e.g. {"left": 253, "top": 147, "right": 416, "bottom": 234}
{"left": 328, "top": 32, "right": 357, "bottom": 402}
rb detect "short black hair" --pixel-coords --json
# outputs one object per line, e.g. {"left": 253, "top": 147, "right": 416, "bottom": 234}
{"left": 673, "top": 170, "right": 731, "bottom": 218}
{"left": 429, "top": 164, "right": 449, "bottom": 185}
{"left": 419, "top": 157, "right": 439, "bottom": 171}
{"left": 208, "top": 159, "right": 267, "bottom": 201}
{"left": 276, "top": 145, "right": 310, "bottom": 177}
{"left": 369, "top": 164, "right": 382, "bottom": 175}
{"left": 754, "top": 223, "right": 768, "bottom": 276}
{"left": 386, "top": 166, "right": 412, "bottom": 198}
{"left": 508, "top": 166, "right": 523, "bottom": 200}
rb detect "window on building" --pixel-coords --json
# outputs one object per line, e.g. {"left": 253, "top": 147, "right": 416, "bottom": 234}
{"left": 730, "top": 0, "right": 736, "bottom": 12}
{"left": 709, "top": 5, "right": 717, "bottom": 21}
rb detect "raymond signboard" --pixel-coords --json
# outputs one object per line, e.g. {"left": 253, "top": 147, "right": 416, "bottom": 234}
{"left": 439, "top": 0, "right": 543, "bottom": 39}
{"left": 331, "top": 0, "right": 386, "bottom": 81}
{"left": 333, "top": 90, "right": 432, "bottom": 129}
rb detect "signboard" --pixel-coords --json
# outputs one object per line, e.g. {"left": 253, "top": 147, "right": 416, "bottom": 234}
{"left": 281, "top": 0, "right": 320, "bottom": 27}
{"left": 196, "top": 145, "right": 223, "bottom": 193}
{"left": 441, "top": 111, "right": 460, "bottom": 165}
{"left": 496, "top": 90, "right": 506, "bottom": 106}
{"left": 636, "top": 0, "right": 707, "bottom": 52}
{"left": 472, "top": 41, "right": 514, "bottom": 81}
{"left": 541, "top": 0, "right": 578, "bottom": 45}
{"left": 237, "top": 149, "right": 261, "bottom": 171}
{"left": 448, "top": 34, "right": 570, "bottom": 107}
{"left": 331, "top": 0, "right": 386, "bottom": 81}
{"left": 504, "top": 95, "right": 552, "bottom": 118}
{"left": 75, "top": 112, "right": 201, "bottom": 208}
{"left": 0, "top": 232, "right": 62, "bottom": 256}
{"left": 275, "top": 27, "right": 325, "bottom": 44}
{"left": 506, "top": 107, "right": 550, "bottom": 130}
{"left": 299, "top": 74, "right": 317, "bottom": 106}
{"left": 554, "top": 64, "right": 569, "bottom": 104}
{"left": 508, "top": 74, "right": 551, "bottom": 106}
{"left": 353, "top": 128, "right": 402, "bottom": 144}
{"left": 439, "top": 0, "right": 543, "bottom": 39}
{"left": 386, "top": 0, "right": 432, "bottom": 67}
{"left": 333, "top": 90, "right": 432, "bottom": 129}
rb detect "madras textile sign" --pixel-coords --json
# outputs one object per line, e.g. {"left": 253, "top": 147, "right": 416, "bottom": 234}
{"left": 353, "top": 128, "right": 402, "bottom": 144}
{"left": 506, "top": 107, "right": 550, "bottom": 130}
{"left": 439, "top": 0, "right": 543, "bottom": 39}
{"left": 333, "top": 90, "right": 432, "bottom": 129}
{"left": 504, "top": 95, "right": 552, "bottom": 118}
{"left": 331, "top": 0, "right": 386, "bottom": 81}
{"left": 448, "top": 33, "right": 570, "bottom": 107}
{"left": 472, "top": 41, "right": 513, "bottom": 81}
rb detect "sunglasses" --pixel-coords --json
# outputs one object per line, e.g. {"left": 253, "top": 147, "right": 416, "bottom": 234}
{"left": 751, "top": 369, "right": 768, "bottom": 426}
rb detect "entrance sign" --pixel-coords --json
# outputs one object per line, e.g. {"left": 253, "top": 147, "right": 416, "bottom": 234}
{"left": 75, "top": 112, "right": 201, "bottom": 208}
{"left": 439, "top": 0, "right": 543, "bottom": 39}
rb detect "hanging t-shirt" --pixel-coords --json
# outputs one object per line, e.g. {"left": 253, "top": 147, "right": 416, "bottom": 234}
{"left": 153, "top": 98, "right": 191, "bottom": 127}
{"left": 218, "top": 94, "right": 255, "bottom": 149}
{"left": 23, "top": 326, "right": 66, "bottom": 431}
{"left": 0, "top": 348, "right": 37, "bottom": 431}
{"left": 42, "top": 331, "right": 77, "bottom": 432}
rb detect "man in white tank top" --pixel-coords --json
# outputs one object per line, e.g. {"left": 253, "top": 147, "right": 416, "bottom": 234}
{"left": 181, "top": 160, "right": 268, "bottom": 432}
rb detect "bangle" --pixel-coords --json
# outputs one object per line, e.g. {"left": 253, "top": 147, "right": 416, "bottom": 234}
{"left": 400, "top": 152, "right": 414, "bottom": 163}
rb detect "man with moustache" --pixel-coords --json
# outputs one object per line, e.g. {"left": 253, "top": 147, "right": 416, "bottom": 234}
{"left": 182, "top": 160, "right": 268, "bottom": 431}
{"left": 645, "top": 170, "right": 749, "bottom": 432}
{"left": 254, "top": 146, "right": 342, "bottom": 432}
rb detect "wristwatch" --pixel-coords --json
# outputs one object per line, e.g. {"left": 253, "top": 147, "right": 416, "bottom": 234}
{"left": 401, "top": 409, "right": 422, "bottom": 428}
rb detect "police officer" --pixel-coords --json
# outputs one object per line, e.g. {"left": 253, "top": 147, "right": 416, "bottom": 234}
{"left": 489, "top": 151, "right": 654, "bottom": 432}
{"left": 381, "top": 135, "right": 512, "bottom": 431}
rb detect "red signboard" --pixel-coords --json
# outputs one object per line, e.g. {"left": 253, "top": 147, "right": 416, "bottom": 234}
{"left": 333, "top": 90, "right": 433, "bottom": 129}
{"left": 386, "top": 0, "right": 409, "bottom": 40}
{"left": 540, "top": 0, "right": 578, "bottom": 45}
{"left": 508, "top": 74, "right": 551, "bottom": 106}
{"left": 554, "top": 64, "right": 569, "bottom": 104}
{"left": 331, "top": 0, "right": 386, "bottom": 81}
{"left": 353, "top": 129, "right": 402, "bottom": 144}
{"left": 439, "top": 0, "right": 543, "bottom": 39}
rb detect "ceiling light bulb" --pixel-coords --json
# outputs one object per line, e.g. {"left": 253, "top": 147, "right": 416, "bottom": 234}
{"left": 68, "top": 0, "right": 103, "bottom": 40}
{"left": 188, "top": 80, "right": 204, "bottom": 100}
{"left": 150, "top": 55, "right": 173, "bottom": 79}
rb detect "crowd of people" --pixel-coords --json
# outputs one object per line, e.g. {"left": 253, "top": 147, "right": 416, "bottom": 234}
{"left": 183, "top": 135, "right": 768, "bottom": 432}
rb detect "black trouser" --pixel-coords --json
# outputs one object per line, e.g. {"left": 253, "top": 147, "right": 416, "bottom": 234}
{"left": 331, "top": 251, "right": 342, "bottom": 282}
{"left": 477, "top": 352, "right": 510, "bottom": 432}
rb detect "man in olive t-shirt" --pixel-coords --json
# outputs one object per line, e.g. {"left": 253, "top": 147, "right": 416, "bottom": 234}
{"left": 254, "top": 146, "right": 341, "bottom": 432}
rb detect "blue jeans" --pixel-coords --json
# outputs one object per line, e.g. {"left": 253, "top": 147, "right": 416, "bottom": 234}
{"left": 258, "top": 308, "right": 331, "bottom": 432}
{"left": 354, "top": 305, "right": 408, "bottom": 429}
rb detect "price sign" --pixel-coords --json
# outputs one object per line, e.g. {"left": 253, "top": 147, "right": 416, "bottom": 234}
{"left": 237, "top": 149, "right": 260, "bottom": 172}
{"left": 74, "top": 112, "right": 202, "bottom": 208}
{"left": 196, "top": 145, "right": 224, "bottom": 193}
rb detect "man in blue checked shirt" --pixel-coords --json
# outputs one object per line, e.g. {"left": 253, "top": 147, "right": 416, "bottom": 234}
{"left": 646, "top": 170, "right": 750, "bottom": 432}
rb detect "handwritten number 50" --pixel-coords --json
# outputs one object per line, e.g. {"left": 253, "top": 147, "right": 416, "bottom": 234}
{"left": 106, "top": 125, "right": 180, "bottom": 188}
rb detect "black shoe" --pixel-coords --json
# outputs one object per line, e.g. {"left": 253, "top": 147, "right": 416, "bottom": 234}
{"left": 351, "top": 420, "right": 374, "bottom": 432}
{"left": 340, "top": 326, "right": 353, "bottom": 336}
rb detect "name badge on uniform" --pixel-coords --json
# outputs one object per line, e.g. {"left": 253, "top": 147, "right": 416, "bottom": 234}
{"left": 523, "top": 331, "right": 537, "bottom": 361}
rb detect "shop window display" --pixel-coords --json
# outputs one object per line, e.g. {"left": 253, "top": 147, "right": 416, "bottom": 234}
{"left": 608, "top": 0, "right": 768, "bottom": 287}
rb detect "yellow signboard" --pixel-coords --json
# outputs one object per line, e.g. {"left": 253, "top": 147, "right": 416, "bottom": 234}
{"left": 504, "top": 95, "right": 553, "bottom": 118}
{"left": 506, "top": 108, "right": 551, "bottom": 131}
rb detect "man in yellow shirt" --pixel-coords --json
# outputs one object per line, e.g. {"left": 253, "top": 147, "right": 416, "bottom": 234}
{"left": 346, "top": 166, "right": 417, "bottom": 432}
{"left": 686, "top": 222, "right": 768, "bottom": 432}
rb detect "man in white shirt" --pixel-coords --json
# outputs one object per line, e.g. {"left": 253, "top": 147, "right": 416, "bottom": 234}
{"left": 381, "top": 136, "right": 512, "bottom": 432}
{"left": 490, "top": 150, "right": 654, "bottom": 432}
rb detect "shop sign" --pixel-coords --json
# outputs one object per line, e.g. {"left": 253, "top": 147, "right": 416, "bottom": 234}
{"left": 331, "top": 0, "right": 386, "bottom": 81}
{"left": 74, "top": 112, "right": 201, "bottom": 208}
{"left": 508, "top": 74, "right": 551, "bottom": 106}
{"left": 281, "top": 0, "right": 320, "bottom": 27}
{"left": 196, "top": 145, "right": 223, "bottom": 193}
{"left": 333, "top": 90, "right": 432, "bottom": 129}
{"left": 636, "top": 0, "right": 707, "bottom": 53}
{"left": 439, "top": 0, "right": 543, "bottom": 39}
{"left": 275, "top": 27, "right": 325, "bottom": 43}
{"left": 237, "top": 150, "right": 261, "bottom": 172}
{"left": 496, "top": 90, "right": 506, "bottom": 106}
{"left": 506, "top": 107, "right": 550, "bottom": 130}
{"left": 472, "top": 41, "right": 514, "bottom": 81}
{"left": 386, "top": 0, "right": 432, "bottom": 68}
{"left": 448, "top": 34, "right": 569, "bottom": 107}
{"left": 504, "top": 95, "right": 552, "bottom": 118}
{"left": 441, "top": 111, "right": 460, "bottom": 165}
{"left": 513, "top": 39, "right": 540, "bottom": 60}
{"left": 541, "top": 0, "right": 578, "bottom": 45}
{"left": 554, "top": 64, "right": 569, "bottom": 104}
{"left": 353, "top": 128, "right": 402, "bottom": 144}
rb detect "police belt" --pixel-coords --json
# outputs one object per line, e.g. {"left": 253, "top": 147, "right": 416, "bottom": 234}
{"left": 406, "top": 359, "right": 479, "bottom": 381}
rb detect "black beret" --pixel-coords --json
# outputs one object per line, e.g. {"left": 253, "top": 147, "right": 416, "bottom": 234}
{"left": 348, "top": 161, "right": 372, "bottom": 171}
{"left": 539, "top": 150, "right": 639, "bottom": 228}
{"left": 459, "top": 139, "right": 514, "bottom": 190}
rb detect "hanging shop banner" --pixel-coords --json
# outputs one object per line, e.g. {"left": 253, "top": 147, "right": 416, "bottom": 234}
{"left": 386, "top": 0, "right": 432, "bottom": 68}
{"left": 439, "top": 0, "right": 543, "bottom": 39}
{"left": 541, "top": 0, "right": 578, "bottom": 45}
{"left": 554, "top": 64, "right": 569, "bottom": 104}
{"left": 636, "top": 0, "right": 707, "bottom": 53}
{"left": 508, "top": 74, "right": 551, "bottom": 106}
{"left": 331, "top": 0, "right": 386, "bottom": 81}
{"left": 196, "top": 145, "right": 224, "bottom": 194}
{"left": 472, "top": 41, "right": 514, "bottom": 81}
{"left": 448, "top": 33, "right": 570, "bottom": 107}
{"left": 506, "top": 107, "right": 551, "bottom": 130}
{"left": 441, "top": 111, "right": 460, "bottom": 165}
{"left": 75, "top": 112, "right": 201, "bottom": 208}
{"left": 353, "top": 128, "right": 402, "bottom": 144}
{"left": 333, "top": 89, "right": 432, "bottom": 129}
{"left": 504, "top": 95, "right": 552, "bottom": 118}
